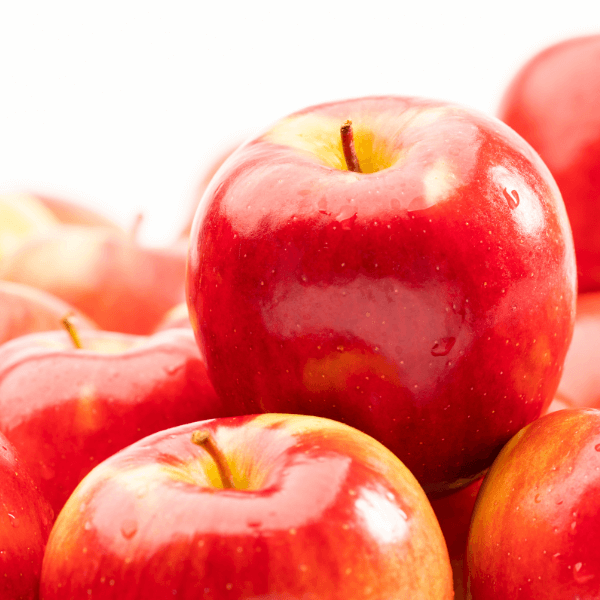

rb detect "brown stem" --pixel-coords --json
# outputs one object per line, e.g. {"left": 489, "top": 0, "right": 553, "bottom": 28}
{"left": 340, "top": 120, "right": 362, "bottom": 173}
{"left": 191, "top": 429, "right": 235, "bottom": 489}
{"left": 62, "top": 314, "right": 83, "bottom": 349}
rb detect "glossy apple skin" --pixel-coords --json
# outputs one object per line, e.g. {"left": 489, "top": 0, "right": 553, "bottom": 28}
{"left": 0, "top": 225, "right": 186, "bottom": 334}
{"left": 0, "top": 432, "right": 54, "bottom": 600}
{"left": 0, "top": 280, "right": 96, "bottom": 345}
{"left": 187, "top": 96, "right": 577, "bottom": 496}
{"left": 498, "top": 35, "right": 600, "bottom": 293}
{"left": 466, "top": 408, "right": 600, "bottom": 599}
{"left": 556, "top": 291, "right": 600, "bottom": 408}
{"left": 40, "top": 413, "right": 453, "bottom": 599}
{"left": 0, "top": 327, "right": 223, "bottom": 516}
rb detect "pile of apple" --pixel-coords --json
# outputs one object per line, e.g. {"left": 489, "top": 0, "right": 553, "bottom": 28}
{"left": 1, "top": 33, "right": 600, "bottom": 600}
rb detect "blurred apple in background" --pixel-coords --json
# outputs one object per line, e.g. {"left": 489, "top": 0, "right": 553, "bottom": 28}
{"left": 0, "top": 432, "right": 54, "bottom": 600}
{"left": 0, "top": 326, "right": 223, "bottom": 516}
{"left": 153, "top": 301, "right": 192, "bottom": 332}
{"left": 0, "top": 193, "right": 59, "bottom": 263}
{"left": 498, "top": 34, "right": 600, "bottom": 293}
{"left": 187, "top": 95, "right": 576, "bottom": 497}
{"left": 33, "top": 192, "right": 124, "bottom": 230}
{"left": 466, "top": 408, "right": 600, "bottom": 599}
{"left": 555, "top": 291, "right": 600, "bottom": 408}
{"left": 41, "top": 413, "right": 454, "bottom": 599}
{"left": 0, "top": 224, "right": 187, "bottom": 335}
{"left": 0, "top": 280, "right": 96, "bottom": 345}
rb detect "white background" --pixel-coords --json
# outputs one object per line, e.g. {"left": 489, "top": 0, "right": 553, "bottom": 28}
{"left": 1, "top": 1, "right": 598, "bottom": 246}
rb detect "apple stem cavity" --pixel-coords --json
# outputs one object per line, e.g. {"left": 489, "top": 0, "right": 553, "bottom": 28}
{"left": 61, "top": 314, "right": 83, "bottom": 349}
{"left": 340, "top": 120, "right": 362, "bottom": 173}
{"left": 191, "top": 429, "right": 235, "bottom": 489}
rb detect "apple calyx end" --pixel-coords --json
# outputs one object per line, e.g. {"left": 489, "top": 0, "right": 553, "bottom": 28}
{"left": 191, "top": 429, "right": 236, "bottom": 489}
{"left": 340, "top": 120, "right": 362, "bottom": 173}
{"left": 61, "top": 313, "right": 83, "bottom": 349}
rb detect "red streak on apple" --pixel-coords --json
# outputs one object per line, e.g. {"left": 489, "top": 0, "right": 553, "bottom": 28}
{"left": 187, "top": 96, "right": 576, "bottom": 496}
{"left": 0, "top": 432, "right": 53, "bottom": 599}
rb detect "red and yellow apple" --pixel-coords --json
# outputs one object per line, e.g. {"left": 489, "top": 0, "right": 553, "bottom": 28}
{"left": 0, "top": 280, "right": 96, "bottom": 345}
{"left": 0, "top": 327, "right": 223, "bottom": 515}
{"left": 0, "top": 192, "right": 59, "bottom": 263}
{"left": 0, "top": 224, "right": 187, "bottom": 335}
{"left": 40, "top": 413, "right": 454, "bottom": 599}
{"left": 466, "top": 407, "right": 600, "bottom": 598}
{"left": 187, "top": 95, "right": 576, "bottom": 496}
{"left": 498, "top": 34, "right": 600, "bottom": 292}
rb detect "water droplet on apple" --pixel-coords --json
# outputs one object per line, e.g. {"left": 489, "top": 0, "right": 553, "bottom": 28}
{"left": 7, "top": 513, "right": 18, "bottom": 528}
{"left": 534, "top": 494, "right": 541, "bottom": 503}
{"left": 503, "top": 188, "right": 520, "bottom": 209}
{"left": 595, "top": 444, "right": 600, "bottom": 452}
{"left": 120, "top": 519, "right": 138, "bottom": 540}
{"left": 431, "top": 337, "right": 455, "bottom": 357}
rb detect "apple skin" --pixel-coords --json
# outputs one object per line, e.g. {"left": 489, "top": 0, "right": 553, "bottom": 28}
{"left": 556, "top": 291, "right": 600, "bottom": 408}
{"left": 498, "top": 35, "right": 600, "bottom": 293}
{"left": 0, "top": 280, "right": 96, "bottom": 345}
{"left": 33, "top": 193, "right": 123, "bottom": 230}
{"left": 0, "top": 432, "right": 54, "bottom": 600}
{"left": 466, "top": 407, "right": 600, "bottom": 599}
{"left": 0, "top": 327, "right": 223, "bottom": 516}
{"left": 40, "top": 413, "right": 454, "bottom": 599}
{"left": 153, "top": 301, "right": 192, "bottom": 333}
{"left": 187, "top": 95, "right": 577, "bottom": 496}
{"left": 0, "top": 224, "right": 186, "bottom": 335}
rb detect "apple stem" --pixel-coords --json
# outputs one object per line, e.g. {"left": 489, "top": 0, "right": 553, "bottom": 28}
{"left": 61, "top": 314, "right": 83, "bottom": 349}
{"left": 341, "top": 120, "right": 362, "bottom": 173}
{"left": 191, "top": 429, "right": 235, "bottom": 489}
{"left": 130, "top": 212, "right": 143, "bottom": 242}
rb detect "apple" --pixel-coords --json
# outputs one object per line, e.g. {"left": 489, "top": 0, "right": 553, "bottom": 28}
{"left": 0, "top": 192, "right": 59, "bottom": 263}
{"left": 40, "top": 413, "right": 454, "bottom": 599}
{"left": 30, "top": 192, "right": 123, "bottom": 230}
{"left": 153, "top": 301, "right": 192, "bottom": 333}
{"left": 0, "top": 224, "right": 187, "bottom": 335}
{"left": 0, "top": 326, "right": 224, "bottom": 516}
{"left": 555, "top": 291, "right": 600, "bottom": 408}
{"left": 498, "top": 34, "right": 600, "bottom": 292}
{"left": 0, "top": 280, "right": 96, "bottom": 345}
{"left": 466, "top": 407, "right": 600, "bottom": 598}
{"left": 0, "top": 431, "right": 54, "bottom": 600}
{"left": 177, "top": 141, "right": 242, "bottom": 245}
{"left": 187, "top": 95, "right": 577, "bottom": 496}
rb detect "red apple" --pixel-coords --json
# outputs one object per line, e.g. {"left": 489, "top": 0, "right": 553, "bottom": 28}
{"left": 153, "top": 301, "right": 192, "bottom": 333}
{"left": 40, "top": 413, "right": 454, "bottom": 599}
{"left": 466, "top": 407, "right": 600, "bottom": 598}
{"left": 498, "top": 34, "right": 600, "bottom": 292}
{"left": 0, "top": 192, "right": 59, "bottom": 263}
{"left": 33, "top": 193, "right": 123, "bottom": 230}
{"left": 0, "top": 280, "right": 96, "bottom": 345}
{"left": 0, "top": 326, "right": 223, "bottom": 516}
{"left": 0, "top": 431, "right": 54, "bottom": 600}
{"left": 0, "top": 224, "right": 187, "bottom": 334}
{"left": 187, "top": 95, "right": 577, "bottom": 496}
{"left": 556, "top": 291, "right": 600, "bottom": 408}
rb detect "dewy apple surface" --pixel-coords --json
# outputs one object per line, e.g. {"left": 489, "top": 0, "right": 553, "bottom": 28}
{"left": 187, "top": 95, "right": 576, "bottom": 497}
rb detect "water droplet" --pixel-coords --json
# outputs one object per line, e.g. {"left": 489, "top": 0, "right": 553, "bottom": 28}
{"left": 595, "top": 444, "right": 600, "bottom": 452}
{"left": 120, "top": 519, "right": 138, "bottom": 539}
{"left": 7, "top": 513, "right": 18, "bottom": 528}
{"left": 431, "top": 337, "right": 456, "bottom": 357}
{"left": 534, "top": 494, "right": 541, "bottom": 503}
